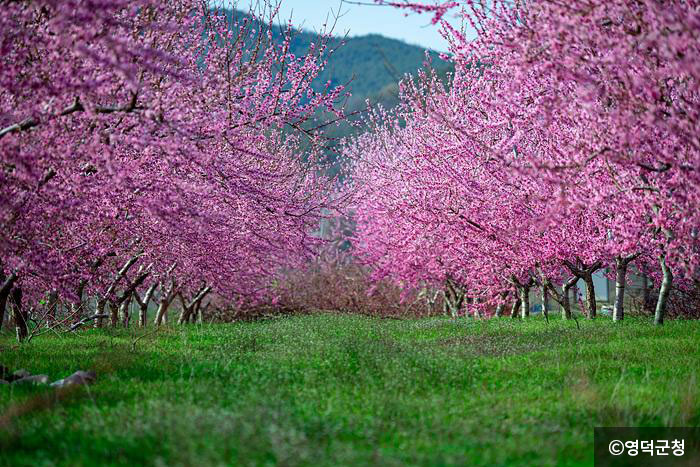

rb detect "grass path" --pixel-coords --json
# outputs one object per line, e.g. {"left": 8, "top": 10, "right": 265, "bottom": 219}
{"left": 1, "top": 314, "right": 699, "bottom": 466}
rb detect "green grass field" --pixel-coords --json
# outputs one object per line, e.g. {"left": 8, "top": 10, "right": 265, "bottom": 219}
{"left": 1, "top": 314, "right": 698, "bottom": 466}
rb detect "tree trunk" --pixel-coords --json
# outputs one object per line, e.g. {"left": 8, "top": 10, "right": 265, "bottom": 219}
{"left": 177, "top": 291, "right": 191, "bottom": 325}
{"left": 178, "top": 285, "right": 211, "bottom": 324}
{"left": 195, "top": 303, "right": 201, "bottom": 324}
{"left": 641, "top": 275, "right": 651, "bottom": 313}
{"left": 197, "top": 301, "right": 209, "bottom": 324}
{"left": 72, "top": 281, "right": 86, "bottom": 319}
{"left": 495, "top": 291, "right": 508, "bottom": 317}
{"left": 135, "top": 283, "right": 157, "bottom": 327}
{"left": 541, "top": 285, "right": 549, "bottom": 322}
{"left": 139, "top": 301, "right": 148, "bottom": 327}
{"left": 96, "top": 253, "right": 144, "bottom": 328}
{"left": 542, "top": 276, "right": 576, "bottom": 321}
{"left": 561, "top": 279, "right": 576, "bottom": 320}
{"left": 0, "top": 292, "right": 6, "bottom": 330}
{"left": 11, "top": 287, "right": 28, "bottom": 343}
{"left": 654, "top": 254, "right": 673, "bottom": 325}
{"left": 560, "top": 286, "right": 571, "bottom": 320}
{"left": 155, "top": 297, "right": 170, "bottom": 326}
{"left": 95, "top": 297, "right": 107, "bottom": 328}
{"left": 443, "top": 279, "right": 465, "bottom": 318}
{"left": 177, "top": 304, "right": 191, "bottom": 324}
{"left": 583, "top": 275, "right": 596, "bottom": 319}
{"left": 109, "top": 301, "right": 119, "bottom": 327}
{"left": 564, "top": 259, "right": 603, "bottom": 319}
{"left": 120, "top": 294, "right": 132, "bottom": 327}
{"left": 569, "top": 284, "right": 577, "bottom": 314}
{"left": 613, "top": 257, "right": 627, "bottom": 322}
{"left": 73, "top": 252, "right": 111, "bottom": 321}
{"left": 613, "top": 253, "right": 640, "bottom": 322}
{"left": 0, "top": 271, "right": 18, "bottom": 331}
{"left": 510, "top": 296, "right": 521, "bottom": 318}
{"left": 0, "top": 273, "right": 16, "bottom": 331}
{"left": 0, "top": 270, "right": 4, "bottom": 329}
{"left": 495, "top": 303, "right": 504, "bottom": 317}
{"left": 46, "top": 290, "right": 58, "bottom": 328}
{"left": 189, "top": 302, "right": 197, "bottom": 324}
{"left": 471, "top": 297, "right": 484, "bottom": 318}
{"left": 520, "top": 284, "right": 530, "bottom": 319}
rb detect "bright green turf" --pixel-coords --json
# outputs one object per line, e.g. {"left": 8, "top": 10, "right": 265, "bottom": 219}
{"left": 1, "top": 314, "right": 698, "bottom": 466}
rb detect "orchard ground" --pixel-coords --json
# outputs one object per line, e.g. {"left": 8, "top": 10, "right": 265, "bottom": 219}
{"left": 1, "top": 314, "right": 698, "bottom": 466}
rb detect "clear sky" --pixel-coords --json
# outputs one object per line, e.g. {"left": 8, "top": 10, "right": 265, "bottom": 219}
{"left": 231, "top": 0, "right": 461, "bottom": 52}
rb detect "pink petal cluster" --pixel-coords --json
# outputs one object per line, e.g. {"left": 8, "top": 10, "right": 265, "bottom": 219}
{"left": 1, "top": 1, "right": 345, "bottom": 313}
{"left": 349, "top": 0, "right": 700, "bottom": 321}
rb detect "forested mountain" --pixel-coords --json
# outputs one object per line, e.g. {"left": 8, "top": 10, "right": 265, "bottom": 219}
{"left": 289, "top": 33, "right": 446, "bottom": 109}
{"left": 223, "top": 8, "right": 451, "bottom": 110}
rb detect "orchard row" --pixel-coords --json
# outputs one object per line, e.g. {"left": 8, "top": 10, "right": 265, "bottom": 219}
{"left": 2, "top": 1, "right": 699, "bottom": 341}
{"left": 345, "top": 0, "right": 700, "bottom": 323}
{"left": 1, "top": 1, "right": 346, "bottom": 340}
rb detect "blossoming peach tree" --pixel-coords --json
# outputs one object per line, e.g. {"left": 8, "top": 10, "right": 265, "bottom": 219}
{"left": 349, "top": 0, "right": 699, "bottom": 324}
{"left": 1, "top": 0, "right": 347, "bottom": 340}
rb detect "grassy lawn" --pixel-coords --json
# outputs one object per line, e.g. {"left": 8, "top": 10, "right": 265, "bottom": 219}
{"left": 1, "top": 313, "right": 698, "bottom": 466}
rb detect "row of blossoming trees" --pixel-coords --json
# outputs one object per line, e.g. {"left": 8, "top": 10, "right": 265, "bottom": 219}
{"left": 0, "top": 0, "right": 348, "bottom": 340}
{"left": 345, "top": 0, "right": 700, "bottom": 324}
{"left": 2, "top": 0, "right": 698, "bottom": 341}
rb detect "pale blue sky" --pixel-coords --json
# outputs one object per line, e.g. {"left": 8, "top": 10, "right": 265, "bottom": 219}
{"left": 228, "top": 0, "right": 463, "bottom": 52}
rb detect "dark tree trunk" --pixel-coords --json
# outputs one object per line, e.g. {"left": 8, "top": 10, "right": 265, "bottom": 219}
{"left": 109, "top": 301, "right": 119, "bottom": 327}
{"left": 443, "top": 278, "right": 465, "bottom": 318}
{"left": 0, "top": 292, "right": 6, "bottom": 330}
{"left": 96, "top": 254, "right": 144, "bottom": 328}
{"left": 139, "top": 301, "right": 148, "bottom": 327}
{"left": 72, "top": 281, "right": 86, "bottom": 319}
{"left": 542, "top": 276, "right": 576, "bottom": 320}
{"left": 136, "top": 283, "right": 157, "bottom": 327}
{"left": 564, "top": 259, "right": 603, "bottom": 319}
{"left": 641, "top": 275, "right": 651, "bottom": 313}
{"left": 177, "top": 303, "right": 191, "bottom": 324}
{"left": 560, "top": 285, "right": 571, "bottom": 320}
{"left": 583, "top": 275, "right": 596, "bottom": 319}
{"left": 155, "top": 276, "right": 177, "bottom": 326}
{"left": 511, "top": 276, "right": 533, "bottom": 319}
{"left": 0, "top": 271, "right": 17, "bottom": 331}
{"left": 11, "top": 287, "right": 28, "bottom": 342}
{"left": 561, "top": 278, "right": 576, "bottom": 320}
{"left": 189, "top": 300, "right": 199, "bottom": 324}
{"left": 510, "top": 284, "right": 521, "bottom": 318}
